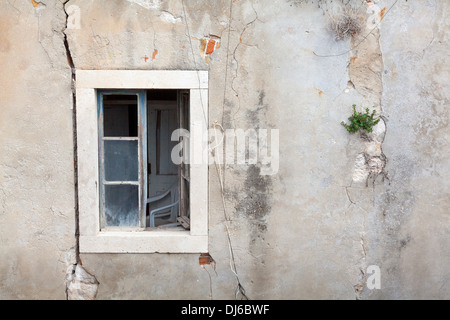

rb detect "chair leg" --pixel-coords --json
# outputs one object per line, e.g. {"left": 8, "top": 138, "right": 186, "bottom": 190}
{"left": 150, "top": 211, "right": 171, "bottom": 227}
{"left": 170, "top": 206, "right": 178, "bottom": 224}
{"left": 150, "top": 214, "right": 155, "bottom": 228}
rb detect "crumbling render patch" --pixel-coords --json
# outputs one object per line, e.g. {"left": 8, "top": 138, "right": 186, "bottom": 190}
{"left": 349, "top": 3, "right": 388, "bottom": 187}
{"left": 160, "top": 11, "right": 182, "bottom": 24}
{"left": 126, "top": 0, "right": 161, "bottom": 10}
{"left": 192, "top": 35, "right": 221, "bottom": 64}
{"left": 340, "top": 2, "right": 390, "bottom": 299}
{"left": 65, "top": 248, "right": 99, "bottom": 300}
{"left": 66, "top": 265, "right": 99, "bottom": 300}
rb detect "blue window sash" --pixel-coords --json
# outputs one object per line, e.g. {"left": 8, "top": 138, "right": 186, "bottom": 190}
{"left": 97, "top": 90, "right": 148, "bottom": 229}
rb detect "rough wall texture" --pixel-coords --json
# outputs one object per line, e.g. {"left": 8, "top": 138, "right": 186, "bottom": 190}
{"left": 0, "top": 0, "right": 75, "bottom": 299}
{"left": 0, "top": 0, "right": 448, "bottom": 300}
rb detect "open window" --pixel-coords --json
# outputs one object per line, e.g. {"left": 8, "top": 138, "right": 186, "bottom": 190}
{"left": 76, "top": 70, "right": 208, "bottom": 253}
{"left": 98, "top": 89, "right": 190, "bottom": 230}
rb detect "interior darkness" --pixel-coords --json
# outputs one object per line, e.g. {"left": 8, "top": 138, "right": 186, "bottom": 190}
{"left": 103, "top": 91, "right": 177, "bottom": 138}
{"left": 103, "top": 94, "right": 138, "bottom": 137}
{"left": 147, "top": 89, "right": 177, "bottom": 100}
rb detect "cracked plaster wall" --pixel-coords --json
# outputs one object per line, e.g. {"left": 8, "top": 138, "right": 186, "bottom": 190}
{"left": 0, "top": 0, "right": 75, "bottom": 299}
{"left": 0, "top": 0, "right": 448, "bottom": 299}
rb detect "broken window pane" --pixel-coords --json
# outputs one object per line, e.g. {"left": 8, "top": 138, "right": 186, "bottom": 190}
{"left": 104, "top": 184, "right": 139, "bottom": 227}
{"left": 104, "top": 140, "right": 139, "bottom": 182}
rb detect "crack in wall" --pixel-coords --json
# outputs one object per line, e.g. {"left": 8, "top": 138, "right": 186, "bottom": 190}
{"left": 0, "top": 188, "right": 6, "bottom": 215}
{"left": 200, "top": 253, "right": 217, "bottom": 300}
{"left": 62, "top": 0, "right": 78, "bottom": 265}
{"left": 6, "top": 0, "right": 21, "bottom": 14}
{"left": 181, "top": 0, "right": 248, "bottom": 300}
{"left": 230, "top": 4, "right": 260, "bottom": 124}
{"left": 344, "top": 2, "right": 391, "bottom": 299}
{"left": 348, "top": 3, "right": 388, "bottom": 187}
{"left": 222, "top": 4, "right": 266, "bottom": 299}
{"left": 26, "top": 0, "right": 98, "bottom": 300}
{"left": 62, "top": 0, "right": 99, "bottom": 300}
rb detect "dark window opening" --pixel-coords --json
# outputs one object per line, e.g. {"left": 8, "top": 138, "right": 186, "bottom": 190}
{"left": 103, "top": 94, "right": 138, "bottom": 137}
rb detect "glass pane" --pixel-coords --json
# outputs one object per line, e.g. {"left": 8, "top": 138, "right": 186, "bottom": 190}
{"left": 105, "top": 184, "right": 139, "bottom": 227}
{"left": 103, "top": 95, "right": 138, "bottom": 137}
{"left": 104, "top": 140, "right": 139, "bottom": 181}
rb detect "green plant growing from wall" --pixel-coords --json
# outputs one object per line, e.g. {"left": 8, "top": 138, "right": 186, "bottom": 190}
{"left": 341, "top": 104, "right": 380, "bottom": 133}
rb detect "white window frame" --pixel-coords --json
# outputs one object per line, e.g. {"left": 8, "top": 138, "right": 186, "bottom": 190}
{"left": 76, "top": 70, "right": 208, "bottom": 253}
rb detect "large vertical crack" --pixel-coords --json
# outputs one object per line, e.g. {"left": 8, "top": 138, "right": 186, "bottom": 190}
{"left": 348, "top": 10, "right": 387, "bottom": 188}
{"left": 229, "top": 4, "right": 259, "bottom": 122}
{"left": 62, "top": 1, "right": 78, "bottom": 265}
{"left": 345, "top": 2, "right": 390, "bottom": 299}
{"left": 181, "top": 0, "right": 249, "bottom": 300}
{"left": 62, "top": 0, "right": 99, "bottom": 300}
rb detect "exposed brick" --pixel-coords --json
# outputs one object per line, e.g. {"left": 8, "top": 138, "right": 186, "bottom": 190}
{"left": 206, "top": 40, "right": 216, "bottom": 55}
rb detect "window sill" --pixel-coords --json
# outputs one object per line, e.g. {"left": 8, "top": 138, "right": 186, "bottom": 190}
{"left": 79, "top": 230, "right": 208, "bottom": 253}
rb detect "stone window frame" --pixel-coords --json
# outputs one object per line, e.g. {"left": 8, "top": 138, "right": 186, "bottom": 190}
{"left": 76, "top": 70, "right": 208, "bottom": 253}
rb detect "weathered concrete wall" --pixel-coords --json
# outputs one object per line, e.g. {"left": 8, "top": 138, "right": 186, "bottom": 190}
{"left": 0, "top": 0, "right": 75, "bottom": 299}
{"left": 0, "top": 0, "right": 448, "bottom": 299}
{"left": 366, "top": 0, "right": 450, "bottom": 299}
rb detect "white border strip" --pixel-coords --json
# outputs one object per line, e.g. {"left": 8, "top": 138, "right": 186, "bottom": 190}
{"left": 76, "top": 70, "right": 208, "bottom": 89}
{"left": 76, "top": 70, "right": 208, "bottom": 253}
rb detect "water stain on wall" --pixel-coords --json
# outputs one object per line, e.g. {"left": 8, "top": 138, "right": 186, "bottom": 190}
{"left": 235, "top": 165, "right": 272, "bottom": 233}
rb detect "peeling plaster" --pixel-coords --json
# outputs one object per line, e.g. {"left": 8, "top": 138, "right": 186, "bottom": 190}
{"left": 152, "top": 48, "right": 158, "bottom": 60}
{"left": 349, "top": 2, "right": 388, "bottom": 187}
{"left": 341, "top": 1, "right": 392, "bottom": 298}
{"left": 126, "top": 0, "right": 161, "bottom": 10}
{"left": 31, "top": 0, "right": 44, "bottom": 8}
{"left": 160, "top": 11, "right": 182, "bottom": 23}
{"left": 66, "top": 263, "right": 99, "bottom": 300}
{"left": 193, "top": 35, "right": 222, "bottom": 64}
